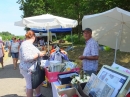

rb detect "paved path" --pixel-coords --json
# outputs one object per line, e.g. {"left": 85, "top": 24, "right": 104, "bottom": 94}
{"left": 0, "top": 58, "right": 52, "bottom": 97}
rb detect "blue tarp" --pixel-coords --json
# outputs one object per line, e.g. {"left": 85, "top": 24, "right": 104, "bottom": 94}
{"left": 31, "top": 28, "right": 73, "bottom": 51}
{"left": 49, "top": 28, "right": 72, "bottom": 32}
{"left": 30, "top": 28, "right": 72, "bottom": 33}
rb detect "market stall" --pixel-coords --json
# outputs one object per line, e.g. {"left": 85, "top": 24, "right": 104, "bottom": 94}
{"left": 14, "top": 8, "right": 130, "bottom": 97}
{"left": 47, "top": 64, "right": 130, "bottom": 97}
{"left": 45, "top": 7, "right": 130, "bottom": 97}
{"left": 30, "top": 27, "right": 73, "bottom": 53}
{"left": 14, "top": 14, "right": 78, "bottom": 52}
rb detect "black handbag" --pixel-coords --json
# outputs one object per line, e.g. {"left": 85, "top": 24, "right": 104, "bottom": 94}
{"left": 31, "top": 56, "right": 45, "bottom": 89}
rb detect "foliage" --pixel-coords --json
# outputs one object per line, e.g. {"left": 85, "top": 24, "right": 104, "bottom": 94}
{"left": 0, "top": 31, "right": 24, "bottom": 41}
{"left": 17, "top": 0, "right": 130, "bottom": 41}
{"left": 17, "top": 0, "right": 46, "bottom": 18}
{"left": 16, "top": 36, "right": 25, "bottom": 40}
{"left": 0, "top": 31, "right": 14, "bottom": 40}
{"left": 64, "top": 34, "right": 85, "bottom": 45}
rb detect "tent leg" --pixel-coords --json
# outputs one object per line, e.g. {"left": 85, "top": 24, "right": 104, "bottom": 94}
{"left": 114, "top": 37, "right": 118, "bottom": 62}
{"left": 71, "top": 31, "right": 73, "bottom": 47}
{"left": 47, "top": 29, "right": 49, "bottom": 54}
{"left": 114, "top": 24, "right": 122, "bottom": 62}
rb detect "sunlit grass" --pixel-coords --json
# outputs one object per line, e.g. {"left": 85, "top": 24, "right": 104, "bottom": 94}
{"left": 68, "top": 45, "right": 130, "bottom": 70}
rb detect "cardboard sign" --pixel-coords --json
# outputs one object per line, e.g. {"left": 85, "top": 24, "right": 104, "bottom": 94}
{"left": 58, "top": 88, "right": 81, "bottom": 97}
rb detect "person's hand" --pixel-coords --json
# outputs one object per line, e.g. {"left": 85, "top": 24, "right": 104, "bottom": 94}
{"left": 39, "top": 52, "right": 45, "bottom": 57}
{"left": 79, "top": 56, "right": 85, "bottom": 60}
{"left": 8, "top": 51, "right": 11, "bottom": 55}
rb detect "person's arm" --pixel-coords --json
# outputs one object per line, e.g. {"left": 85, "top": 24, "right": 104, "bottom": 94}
{"left": 21, "top": 45, "right": 45, "bottom": 62}
{"left": 18, "top": 43, "right": 20, "bottom": 51}
{"left": 79, "top": 56, "right": 98, "bottom": 60}
{"left": 32, "top": 52, "right": 45, "bottom": 59}
{"left": 8, "top": 42, "right": 11, "bottom": 53}
{"left": 2, "top": 44, "right": 4, "bottom": 56}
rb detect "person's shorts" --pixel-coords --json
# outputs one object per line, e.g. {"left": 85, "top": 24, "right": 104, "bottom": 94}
{"left": 20, "top": 69, "right": 32, "bottom": 89}
{"left": 0, "top": 57, "right": 3, "bottom": 63}
{"left": 11, "top": 52, "right": 19, "bottom": 58}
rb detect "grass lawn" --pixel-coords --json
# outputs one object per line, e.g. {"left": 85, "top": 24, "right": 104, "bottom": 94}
{"left": 67, "top": 45, "right": 130, "bottom": 71}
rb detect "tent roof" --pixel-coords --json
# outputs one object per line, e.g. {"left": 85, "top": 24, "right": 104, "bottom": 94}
{"left": 30, "top": 28, "right": 72, "bottom": 33}
{"left": 14, "top": 14, "right": 78, "bottom": 29}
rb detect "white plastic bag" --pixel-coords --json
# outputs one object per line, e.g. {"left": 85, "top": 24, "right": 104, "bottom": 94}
{"left": 41, "top": 60, "right": 50, "bottom": 68}
{"left": 28, "top": 62, "right": 37, "bottom": 72}
{"left": 64, "top": 62, "right": 76, "bottom": 72}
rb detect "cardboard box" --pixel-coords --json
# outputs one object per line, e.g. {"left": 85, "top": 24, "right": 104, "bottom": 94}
{"left": 58, "top": 88, "right": 81, "bottom": 97}
{"left": 55, "top": 84, "right": 72, "bottom": 91}
{"left": 77, "top": 83, "right": 89, "bottom": 97}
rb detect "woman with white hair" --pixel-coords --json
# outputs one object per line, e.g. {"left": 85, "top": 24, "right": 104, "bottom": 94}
{"left": 0, "top": 37, "right": 4, "bottom": 69}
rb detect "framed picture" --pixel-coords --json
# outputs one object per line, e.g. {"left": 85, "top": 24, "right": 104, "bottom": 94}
{"left": 97, "top": 65, "right": 130, "bottom": 97}
{"left": 83, "top": 73, "right": 114, "bottom": 97}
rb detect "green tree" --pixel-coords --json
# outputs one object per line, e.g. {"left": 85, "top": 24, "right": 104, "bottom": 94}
{"left": 0, "top": 31, "right": 24, "bottom": 41}
{"left": 17, "top": 0, "right": 130, "bottom": 41}
{"left": 17, "top": 0, "right": 46, "bottom": 18}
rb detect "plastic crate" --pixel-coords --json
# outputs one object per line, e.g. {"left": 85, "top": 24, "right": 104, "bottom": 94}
{"left": 45, "top": 67, "right": 80, "bottom": 82}
{"left": 49, "top": 61, "right": 63, "bottom": 72}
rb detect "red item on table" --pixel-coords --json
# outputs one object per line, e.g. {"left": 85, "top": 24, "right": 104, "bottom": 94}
{"left": 45, "top": 67, "right": 80, "bottom": 82}
{"left": 61, "top": 94, "right": 68, "bottom": 97}
{"left": 72, "top": 94, "right": 78, "bottom": 97}
{"left": 126, "top": 92, "right": 130, "bottom": 97}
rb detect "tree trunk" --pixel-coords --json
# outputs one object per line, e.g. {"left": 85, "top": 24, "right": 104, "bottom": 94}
{"left": 78, "top": 16, "right": 81, "bottom": 41}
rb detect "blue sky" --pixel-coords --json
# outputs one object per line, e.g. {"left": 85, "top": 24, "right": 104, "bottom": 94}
{"left": 0, "top": 0, "right": 25, "bottom": 36}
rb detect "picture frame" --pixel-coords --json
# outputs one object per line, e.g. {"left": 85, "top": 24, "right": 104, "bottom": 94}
{"left": 97, "top": 65, "right": 130, "bottom": 97}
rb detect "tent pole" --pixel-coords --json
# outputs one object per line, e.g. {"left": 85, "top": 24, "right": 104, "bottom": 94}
{"left": 114, "top": 24, "right": 122, "bottom": 62}
{"left": 114, "top": 37, "right": 118, "bottom": 62}
{"left": 47, "top": 29, "right": 49, "bottom": 54}
{"left": 71, "top": 30, "right": 73, "bottom": 47}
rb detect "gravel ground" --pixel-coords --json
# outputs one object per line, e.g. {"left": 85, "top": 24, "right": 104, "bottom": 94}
{"left": 0, "top": 58, "right": 52, "bottom": 97}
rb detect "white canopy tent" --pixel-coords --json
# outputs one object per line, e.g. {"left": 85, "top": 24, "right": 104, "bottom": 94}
{"left": 82, "top": 7, "right": 130, "bottom": 62}
{"left": 14, "top": 14, "right": 78, "bottom": 52}
{"left": 14, "top": 14, "right": 77, "bottom": 29}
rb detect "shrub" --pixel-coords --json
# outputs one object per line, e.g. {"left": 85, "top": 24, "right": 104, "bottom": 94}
{"left": 64, "top": 34, "right": 85, "bottom": 45}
